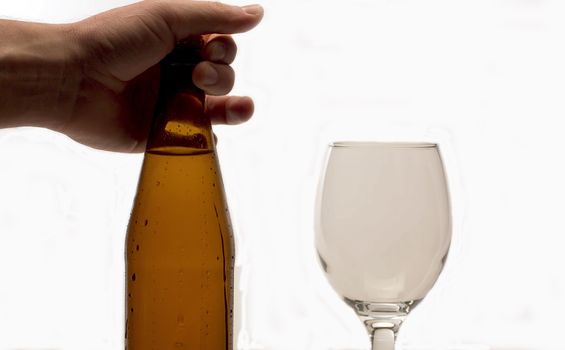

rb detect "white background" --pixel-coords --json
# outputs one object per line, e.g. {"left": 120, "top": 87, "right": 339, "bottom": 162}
{"left": 1, "top": 0, "right": 565, "bottom": 349}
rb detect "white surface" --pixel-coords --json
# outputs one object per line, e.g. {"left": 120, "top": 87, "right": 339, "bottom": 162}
{"left": 1, "top": 0, "right": 565, "bottom": 349}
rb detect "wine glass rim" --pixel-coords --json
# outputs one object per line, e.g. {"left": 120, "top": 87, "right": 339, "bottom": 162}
{"left": 330, "top": 141, "right": 438, "bottom": 149}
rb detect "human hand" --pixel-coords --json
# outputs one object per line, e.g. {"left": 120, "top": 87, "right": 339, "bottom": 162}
{"left": 0, "top": 1, "right": 263, "bottom": 152}
{"left": 69, "top": 1, "right": 263, "bottom": 152}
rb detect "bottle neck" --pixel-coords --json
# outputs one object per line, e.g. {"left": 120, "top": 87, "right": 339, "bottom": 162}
{"left": 146, "top": 45, "right": 214, "bottom": 155}
{"left": 146, "top": 88, "right": 213, "bottom": 155}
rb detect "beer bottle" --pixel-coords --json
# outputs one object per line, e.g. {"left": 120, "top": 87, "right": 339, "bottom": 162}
{"left": 125, "top": 38, "right": 234, "bottom": 350}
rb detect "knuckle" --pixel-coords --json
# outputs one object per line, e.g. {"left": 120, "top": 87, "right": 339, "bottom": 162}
{"left": 146, "top": 1, "right": 180, "bottom": 35}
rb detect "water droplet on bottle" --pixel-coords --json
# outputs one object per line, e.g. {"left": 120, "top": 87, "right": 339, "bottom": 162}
{"left": 132, "top": 273, "right": 136, "bottom": 281}
{"left": 130, "top": 308, "right": 134, "bottom": 313}
{"left": 177, "top": 314, "right": 185, "bottom": 325}
{"left": 136, "top": 244, "right": 139, "bottom": 251}
{"left": 144, "top": 220, "right": 148, "bottom": 226}
{"left": 156, "top": 181, "right": 160, "bottom": 186}
{"left": 175, "top": 342, "right": 184, "bottom": 347}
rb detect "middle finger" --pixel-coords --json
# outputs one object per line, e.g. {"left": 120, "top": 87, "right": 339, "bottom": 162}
{"left": 192, "top": 61, "right": 235, "bottom": 96}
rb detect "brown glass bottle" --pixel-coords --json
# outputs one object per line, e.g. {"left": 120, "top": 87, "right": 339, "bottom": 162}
{"left": 125, "top": 39, "right": 234, "bottom": 350}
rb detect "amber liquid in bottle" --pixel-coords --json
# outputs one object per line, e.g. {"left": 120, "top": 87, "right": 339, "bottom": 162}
{"left": 125, "top": 40, "right": 234, "bottom": 350}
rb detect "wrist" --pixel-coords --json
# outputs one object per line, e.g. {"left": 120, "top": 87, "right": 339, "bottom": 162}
{"left": 0, "top": 20, "right": 83, "bottom": 131}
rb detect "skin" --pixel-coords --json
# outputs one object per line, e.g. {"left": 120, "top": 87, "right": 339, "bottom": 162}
{"left": 0, "top": 0, "right": 264, "bottom": 152}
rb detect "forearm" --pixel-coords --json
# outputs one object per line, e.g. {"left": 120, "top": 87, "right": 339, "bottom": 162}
{"left": 0, "top": 20, "right": 82, "bottom": 130}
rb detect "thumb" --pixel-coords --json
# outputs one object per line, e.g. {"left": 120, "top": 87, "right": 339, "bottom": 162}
{"left": 156, "top": 1, "right": 264, "bottom": 39}
{"left": 77, "top": 1, "right": 263, "bottom": 82}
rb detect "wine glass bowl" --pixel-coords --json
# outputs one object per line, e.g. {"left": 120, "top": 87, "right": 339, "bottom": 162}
{"left": 315, "top": 142, "right": 451, "bottom": 350}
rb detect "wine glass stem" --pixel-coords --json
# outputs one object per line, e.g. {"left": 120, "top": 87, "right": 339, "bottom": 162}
{"left": 372, "top": 328, "right": 395, "bottom": 350}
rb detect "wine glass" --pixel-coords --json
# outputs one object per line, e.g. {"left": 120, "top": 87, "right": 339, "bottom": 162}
{"left": 315, "top": 142, "right": 451, "bottom": 350}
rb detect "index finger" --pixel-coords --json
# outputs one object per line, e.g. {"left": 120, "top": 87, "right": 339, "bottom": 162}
{"left": 153, "top": 1, "right": 264, "bottom": 41}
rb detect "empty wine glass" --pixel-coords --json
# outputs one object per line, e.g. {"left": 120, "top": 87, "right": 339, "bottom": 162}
{"left": 315, "top": 142, "right": 451, "bottom": 350}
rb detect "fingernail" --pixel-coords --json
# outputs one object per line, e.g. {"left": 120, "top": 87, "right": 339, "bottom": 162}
{"left": 209, "top": 42, "right": 226, "bottom": 61}
{"left": 202, "top": 65, "right": 218, "bottom": 85}
{"left": 226, "top": 104, "right": 246, "bottom": 124}
{"left": 227, "top": 109, "right": 244, "bottom": 124}
{"left": 242, "top": 4, "right": 263, "bottom": 16}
